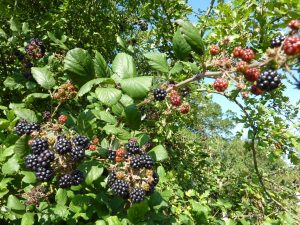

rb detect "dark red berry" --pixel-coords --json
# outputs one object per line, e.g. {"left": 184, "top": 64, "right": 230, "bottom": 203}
{"left": 241, "top": 48, "right": 255, "bottom": 62}
{"left": 233, "top": 46, "right": 243, "bottom": 58}
{"left": 288, "top": 20, "right": 300, "bottom": 30}
{"left": 283, "top": 35, "right": 300, "bottom": 56}
{"left": 58, "top": 115, "right": 68, "bottom": 124}
{"left": 170, "top": 95, "right": 181, "bottom": 106}
{"left": 180, "top": 104, "right": 190, "bottom": 114}
{"left": 250, "top": 85, "right": 264, "bottom": 95}
{"left": 236, "top": 61, "right": 249, "bottom": 74}
{"left": 244, "top": 67, "right": 260, "bottom": 82}
{"left": 213, "top": 78, "right": 228, "bottom": 92}
{"left": 209, "top": 45, "right": 220, "bottom": 55}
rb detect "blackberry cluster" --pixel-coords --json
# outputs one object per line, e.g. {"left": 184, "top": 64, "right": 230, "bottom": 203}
{"left": 111, "top": 180, "right": 130, "bottom": 198}
{"left": 15, "top": 120, "right": 40, "bottom": 136}
{"left": 108, "top": 150, "right": 116, "bottom": 161}
{"left": 58, "top": 170, "right": 84, "bottom": 188}
{"left": 130, "top": 188, "right": 146, "bottom": 203}
{"left": 71, "top": 146, "right": 85, "bottom": 161}
{"left": 270, "top": 35, "right": 285, "bottom": 48}
{"left": 36, "top": 167, "right": 54, "bottom": 181}
{"left": 125, "top": 140, "right": 141, "bottom": 154}
{"left": 55, "top": 136, "right": 72, "bottom": 154}
{"left": 130, "top": 154, "right": 154, "bottom": 169}
{"left": 73, "top": 135, "right": 90, "bottom": 149}
{"left": 257, "top": 70, "right": 281, "bottom": 91}
{"left": 153, "top": 88, "right": 167, "bottom": 101}
{"left": 25, "top": 38, "right": 46, "bottom": 59}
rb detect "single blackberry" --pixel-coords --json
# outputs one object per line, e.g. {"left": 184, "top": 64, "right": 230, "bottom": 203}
{"left": 25, "top": 38, "right": 46, "bottom": 59}
{"left": 43, "top": 111, "right": 51, "bottom": 121}
{"left": 130, "top": 188, "right": 146, "bottom": 203}
{"left": 130, "top": 155, "right": 145, "bottom": 169}
{"left": 180, "top": 87, "right": 190, "bottom": 97}
{"left": 270, "top": 35, "right": 285, "bottom": 48}
{"left": 125, "top": 140, "right": 140, "bottom": 154}
{"left": 55, "top": 136, "right": 72, "bottom": 154}
{"left": 58, "top": 174, "right": 73, "bottom": 188}
{"left": 153, "top": 88, "right": 167, "bottom": 101}
{"left": 31, "top": 138, "right": 49, "bottom": 155}
{"left": 152, "top": 171, "right": 159, "bottom": 185}
{"left": 15, "top": 120, "right": 29, "bottom": 135}
{"left": 25, "top": 154, "right": 41, "bottom": 171}
{"left": 70, "top": 146, "right": 85, "bottom": 161}
{"left": 143, "top": 154, "right": 154, "bottom": 169}
{"left": 36, "top": 167, "right": 54, "bottom": 181}
{"left": 28, "top": 122, "right": 40, "bottom": 132}
{"left": 37, "top": 150, "right": 54, "bottom": 167}
{"left": 107, "top": 171, "right": 117, "bottom": 187}
{"left": 72, "top": 135, "right": 89, "bottom": 149}
{"left": 257, "top": 70, "right": 281, "bottom": 91}
{"left": 71, "top": 170, "right": 84, "bottom": 185}
{"left": 108, "top": 150, "right": 116, "bottom": 161}
{"left": 111, "top": 180, "right": 130, "bottom": 199}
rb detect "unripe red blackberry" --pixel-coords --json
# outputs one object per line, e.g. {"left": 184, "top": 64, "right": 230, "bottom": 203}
{"left": 270, "top": 35, "right": 285, "bottom": 48}
{"left": 115, "top": 156, "right": 124, "bottom": 162}
{"left": 283, "top": 35, "right": 300, "bottom": 56}
{"left": 233, "top": 46, "right": 243, "bottom": 58}
{"left": 153, "top": 88, "right": 167, "bottom": 101}
{"left": 213, "top": 78, "right": 228, "bottom": 92}
{"left": 288, "top": 20, "right": 300, "bottom": 30}
{"left": 169, "top": 89, "right": 178, "bottom": 96}
{"left": 116, "top": 148, "right": 126, "bottom": 157}
{"left": 257, "top": 70, "right": 281, "bottom": 91}
{"left": 244, "top": 67, "right": 260, "bottom": 82}
{"left": 58, "top": 115, "right": 68, "bottom": 124}
{"left": 236, "top": 61, "right": 249, "bottom": 74}
{"left": 130, "top": 188, "right": 146, "bottom": 203}
{"left": 217, "top": 57, "right": 231, "bottom": 68}
{"left": 241, "top": 48, "right": 255, "bottom": 62}
{"left": 209, "top": 45, "right": 220, "bottom": 55}
{"left": 88, "top": 144, "right": 97, "bottom": 151}
{"left": 250, "top": 85, "right": 264, "bottom": 95}
{"left": 25, "top": 38, "right": 46, "bottom": 59}
{"left": 170, "top": 94, "right": 182, "bottom": 106}
{"left": 180, "top": 104, "right": 190, "bottom": 114}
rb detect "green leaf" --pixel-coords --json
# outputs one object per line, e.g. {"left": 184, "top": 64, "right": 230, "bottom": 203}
{"left": 53, "top": 204, "right": 69, "bottom": 218}
{"left": 116, "top": 35, "right": 126, "bottom": 49}
{"left": 148, "top": 145, "right": 168, "bottom": 161}
{"left": 85, "top": 166, "right": 104, "bottom": 185}
{"left": 31, "top": 67, "right": 56, "bottom": 89}
{"left": 169, "top": 62, "right": 183, "bottom": 74}
{"left": 93, "top": 110, "right": 117, "bottom": 124}
{"left": 24, "top": 93, "right": 50, "bottom": 103}
{"left": 14, "top": 135, "right": 29, "bottom": 159}
{"left": 78, "top": 78, "right": 115, "bottom": 97}
{"left": 21, "top": 171, "right": 36, "bottom": 183}
{"left": 120, "top": 94, "right": 134, "bottom": 107}
{"left": 112, "top": 53, "right": 137, "bottom": 79}
{"left": 22, "top": 22, "right": 29, "bottom": 34}
{"left": 120, "top": 76, "right": 152, "bottom": 99}
{"left": 64, "top": 48, "right": 95, "bottom": 84}
{"left": 21, "top": 213, "right": 34, "bottom": 225}
{"left": 0, "top": 28, "right": 7, "bottom": 39}
{"left": 106, "top": 216, "right": 122, "bottom": 225}
{"left": 14, "top": 108, "right": 37, "bottom": 123}
{"left": 177, "top": 20, "right": 205, "bottom": 55}
{"left": 2, "top": 156, "right": 20, "bottom": 175}
{"left": 94, "top": 51, "right": 112, "bottom": 77}
{"left": 172, "top": 29, "right": 192, "bottom": 60}
{"left": 95, "top": 88, "right": 122, "bottom": 106}
{"left": 127, "top": 201, "right": 150, "bottom": 223}
{"left": 9, "top": 17, "right": 20, "bottom": 32}
{"left": 103, "top": 125, "right": 130, "bottom": 140}
{"left": 7, "top": 195, "right": 25, "bottom": 211}
{"left": 95, "top": 220, "right": 106, "bottom": 225}
{"left": 124, "top": 104, "right": 141, "bottom": 130}
{"left": 47, "top": 31, "right": 68, "bottom": 50}
{"left": 55, "top": 189, "right": 68, "bottom": 205}
{"left": 144, "top": 52, "right": 169, "bottom": 73}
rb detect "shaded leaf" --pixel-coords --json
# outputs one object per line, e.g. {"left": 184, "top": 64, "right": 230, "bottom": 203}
{"left": 31, "top": 67, "right": 56, "bottom": 89}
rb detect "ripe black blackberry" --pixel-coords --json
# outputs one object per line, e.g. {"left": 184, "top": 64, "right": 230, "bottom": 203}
{"left": 36, "top": 167, "right": 54, "bottom": 181}
{"left": 180, "top": 87, "right": 190, "bottom": 97}
{"left": 124, "top": 151, "right": 133, "bottom": 160}
{"left": 25, "top": 154, "right": 41, "bottom": 171}
{"left": 270, "top": 35, "right": 285, "bottom": 48}
{"left": 111, "top": 180, "right": 129, "bottom": 199}
{"left": 70, "top": 146, "right": 85, "bottom": 161}
{"left": 143, "top": 154, "right": 154, "bottom": 169}
{"left": 130, "top": 188, "right": 145, "bottom": 203}
{"left": 37, "top": 150, "right": 54, "bottom": 167}
{"left": 125, "top": 140, "right": 140, "bottom": 154}
{"left": 55, "top": 136, "right": 72, "bottom": 154}
{"left": 31, "top": 138, "right": 49, "bottom": 155}
{"left": 71, "top": 170, "right": 84, "bottom": 185}
{"left": 15, "top": 121, "right": 40, "bottom": 135}
{"left": 152, "top": 171, "right": 159, "bottom": 185}
{"left": 153, "top": 88, "right": 167, "bottom": 101}
{"left": 73, "top": 135, "right": 89, "bottom": 149}
{"left": 43, "top": 111, "right": 51, "bottom": 121}
{"left": 257, "top": 70, "right": 281, "bottom": 91}
{"left": 107, "top": 171, "right": 117, "bottom": 187}
{"left": 108, "top": 150, "right": 116, "bottom": 161}
{"left": 58, "top": 173, "right": 73, "bottom": 188}
{"left": 130, "top": 155, "right": 145, "bottom": 169}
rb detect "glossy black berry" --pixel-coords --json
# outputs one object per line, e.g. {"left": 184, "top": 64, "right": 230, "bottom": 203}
{"left": 25, "top": 154, "right": 41, "bottom": 171}
{"left": 153, "top": 88, "right": 167, "bottom": 101}
{"left": 71, "top": 146, "right": 85, "bottom": 161}
{"left": 143, "top": 154, "right": 154, "bottom": 169}
{"left": 37, "top": 150, "right": 54, "bottom": 167}
{"left": 71, "top": 170, "right": 84, "bottom": 185}
{"left": 58, "top": 174, "right": 73, "bottom": 188}
{"left": 111, "top": 180, "right": 129, "bottom": 199}
{"left": 107, "top": 171, "right": 117, "bottom": 187}
{"left": 73, "top": 135, "right": 89, "bottom": 149}
{"left": 31, "top": 138, "right": 49, "bottom": 155}
{"left": 55, "top": 136, "right": 72, "bottom": 154}
{"left": 270, "top": 35, "right": 285, "bottom": 48}
{"left": 130, "top": 188, "right": 145, "bottom": 203}
{"left": 180, "top": 87, "right": 190, "bottom": 97}
{"left": 152, "top": 171, "right": 159, "bottom": 185}
{"left": 125, "top": 140, "right": 140, "bottom": 154}
{"left": 15, "top": 121, "right": 40, "bottom": 136}
{"left": 130, "top": 155, "right": 145, "bottom": 169}
{"left": 257, "top": 70, "right": 281, "bottom": 91}
{"left": 108, "top": 150, "right": 116, "bottom": 161}
{"left": 36, "top": 167, "right": 54, "bottom": 181}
